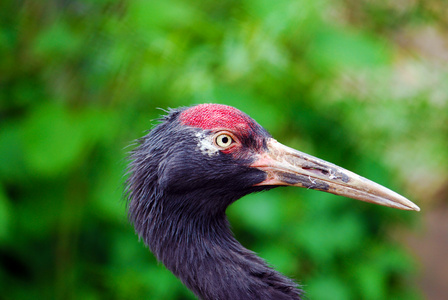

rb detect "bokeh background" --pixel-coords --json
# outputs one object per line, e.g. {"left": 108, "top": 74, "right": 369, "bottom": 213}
{"left": 1, "top": 0, "right": 447, "bottom": 299}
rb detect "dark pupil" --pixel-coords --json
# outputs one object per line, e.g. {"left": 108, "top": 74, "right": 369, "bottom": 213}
{"left": 221, "top": 136, "right": 229, "bottom": 144}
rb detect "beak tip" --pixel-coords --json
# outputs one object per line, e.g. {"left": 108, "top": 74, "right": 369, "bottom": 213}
{"left": 397, "top": 197, "right": 420, "bottom": 212}
{"left": 401, "top": 200, "right": 420, "bottom": 212}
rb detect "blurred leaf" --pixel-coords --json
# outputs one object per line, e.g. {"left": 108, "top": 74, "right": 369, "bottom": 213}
{"left": 22, "top": 104, "right": 87, "bottom": 176}
{"left": 308, "top": 28, "right": 392, "bottom": 70}
{"left": 33, "top": 21, "right": 82, "bottom": 60}
{"left": 258, "top": 243, "right": 299, "bottom": 275}
{"left": 0, "top": 184, "right": 11, "bottom": 241}
{"left": 127, "top": 0, "right": 198, "bottom": 30}
{"left": 230, "top": 191, "right": 284, "bottom": 234}
{"left": 307, "top": 275, "right": 353, "bottom": 300}
{"left": 91, "top": 150, "right": 125, "bottom": 221}
{"left": 0, "top": 123, "right": 28, "bottom": 180}
{"left": 355, "top": 263, "right": 387, "bottom": 300}
{"left": 293, "top": 193, "right": 366, "bottom": 262}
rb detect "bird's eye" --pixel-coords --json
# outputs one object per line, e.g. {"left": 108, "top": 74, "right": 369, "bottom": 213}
{"left": 215, "top": 133, "right": 233, "bottom": 148}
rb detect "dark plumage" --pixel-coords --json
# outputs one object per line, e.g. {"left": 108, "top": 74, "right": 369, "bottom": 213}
{"left": 125, "top": 104, "right": 419, "bottom": 300}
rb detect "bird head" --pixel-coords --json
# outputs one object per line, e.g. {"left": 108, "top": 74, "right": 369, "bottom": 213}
{"left": 127, "top": 103, "right": 418, "bottom": 225}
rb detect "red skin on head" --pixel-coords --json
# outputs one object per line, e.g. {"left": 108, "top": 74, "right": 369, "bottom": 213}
{"left": 179, "top": 104, "right": 256, "bottom": 134}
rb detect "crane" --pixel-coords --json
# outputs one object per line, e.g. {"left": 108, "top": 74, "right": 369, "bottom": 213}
{"left": 125, "top": 103, "right": 419, "bottom": 300}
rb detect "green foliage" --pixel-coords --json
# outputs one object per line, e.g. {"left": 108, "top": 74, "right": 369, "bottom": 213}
{"left": 1, "top": 0, "right": 445, "bottom": 299}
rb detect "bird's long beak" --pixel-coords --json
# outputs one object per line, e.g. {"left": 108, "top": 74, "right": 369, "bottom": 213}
{"left": 251, "top": 138, "right": 420, "bottom": 211}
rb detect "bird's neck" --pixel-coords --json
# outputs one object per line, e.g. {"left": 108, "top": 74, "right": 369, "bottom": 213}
{"left": 139, "top": 196, "right": 303, "bottom": 300}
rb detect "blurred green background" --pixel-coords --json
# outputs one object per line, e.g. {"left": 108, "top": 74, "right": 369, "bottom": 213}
{"left": 1, "top": 0, "right": 447, "bottom": 299}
